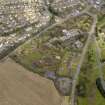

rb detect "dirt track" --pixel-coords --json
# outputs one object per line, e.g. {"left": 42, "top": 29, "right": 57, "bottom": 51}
{"left": 0, "top": 58, "right": 62, "bottom": 105}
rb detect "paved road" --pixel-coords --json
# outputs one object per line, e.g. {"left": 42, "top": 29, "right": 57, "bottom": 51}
{"left": 70, "top": 14, "right": 97, "bottom": 105}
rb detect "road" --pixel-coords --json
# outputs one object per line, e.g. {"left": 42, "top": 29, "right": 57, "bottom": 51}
{"left": 70, "top": 14, "right": 97, "bottom": 105}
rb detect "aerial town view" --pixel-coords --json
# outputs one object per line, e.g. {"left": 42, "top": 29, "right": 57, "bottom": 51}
{"left": 0, "top": 0, "right": 105, "bottom": 105}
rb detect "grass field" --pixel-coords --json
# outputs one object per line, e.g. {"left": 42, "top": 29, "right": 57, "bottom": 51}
{"left": 77, "top": 39, "right": 105, "bottom": 105}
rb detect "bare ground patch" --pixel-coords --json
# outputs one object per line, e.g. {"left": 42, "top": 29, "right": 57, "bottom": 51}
{"left": 0, "top": 58, "right": 62, "bottom": 105}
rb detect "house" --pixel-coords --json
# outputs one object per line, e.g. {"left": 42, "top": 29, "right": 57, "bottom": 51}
{"left": 61, "top": 29, "right": 82, "bottom": 41}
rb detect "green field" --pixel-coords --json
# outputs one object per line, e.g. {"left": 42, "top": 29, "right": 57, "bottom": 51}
{"left": 77, "top": 34, "right": 105, "bottom": 105}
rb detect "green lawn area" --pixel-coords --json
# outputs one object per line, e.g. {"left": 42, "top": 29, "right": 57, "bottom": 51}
{"left": 97, "top": 14, "right": 105, "bottom": 29}
{"left": 77, "top": 13, "right": 105, "bottom": 105}
{"left": 77, "top": 41, "right": 105, "bottom": 105}
{"left": 57, "top": 51, "right": 71, "bottom": 77}
{"left": 97, "top": 32, "right": 105, "bottom": 62}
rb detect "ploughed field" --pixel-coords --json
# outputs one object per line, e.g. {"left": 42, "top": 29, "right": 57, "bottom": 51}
{"left": 0, "top": 58, "right": 62, "bottom": 105}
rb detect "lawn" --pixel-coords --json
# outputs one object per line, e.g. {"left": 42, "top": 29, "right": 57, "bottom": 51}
{"left": 10, "top": 14, "right": 93, "bottom": 79}
{"left": 77, "top": 40, "right": 105, "bottom": 105}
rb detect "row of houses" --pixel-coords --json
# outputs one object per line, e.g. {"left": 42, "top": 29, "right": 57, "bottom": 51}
{"left": 0, "top": 0, "right": 50, "bottom": 35}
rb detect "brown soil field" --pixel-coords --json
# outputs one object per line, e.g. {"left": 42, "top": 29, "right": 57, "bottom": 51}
{"left": 0, "top": 58, "right": 62, "bottom": 105}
